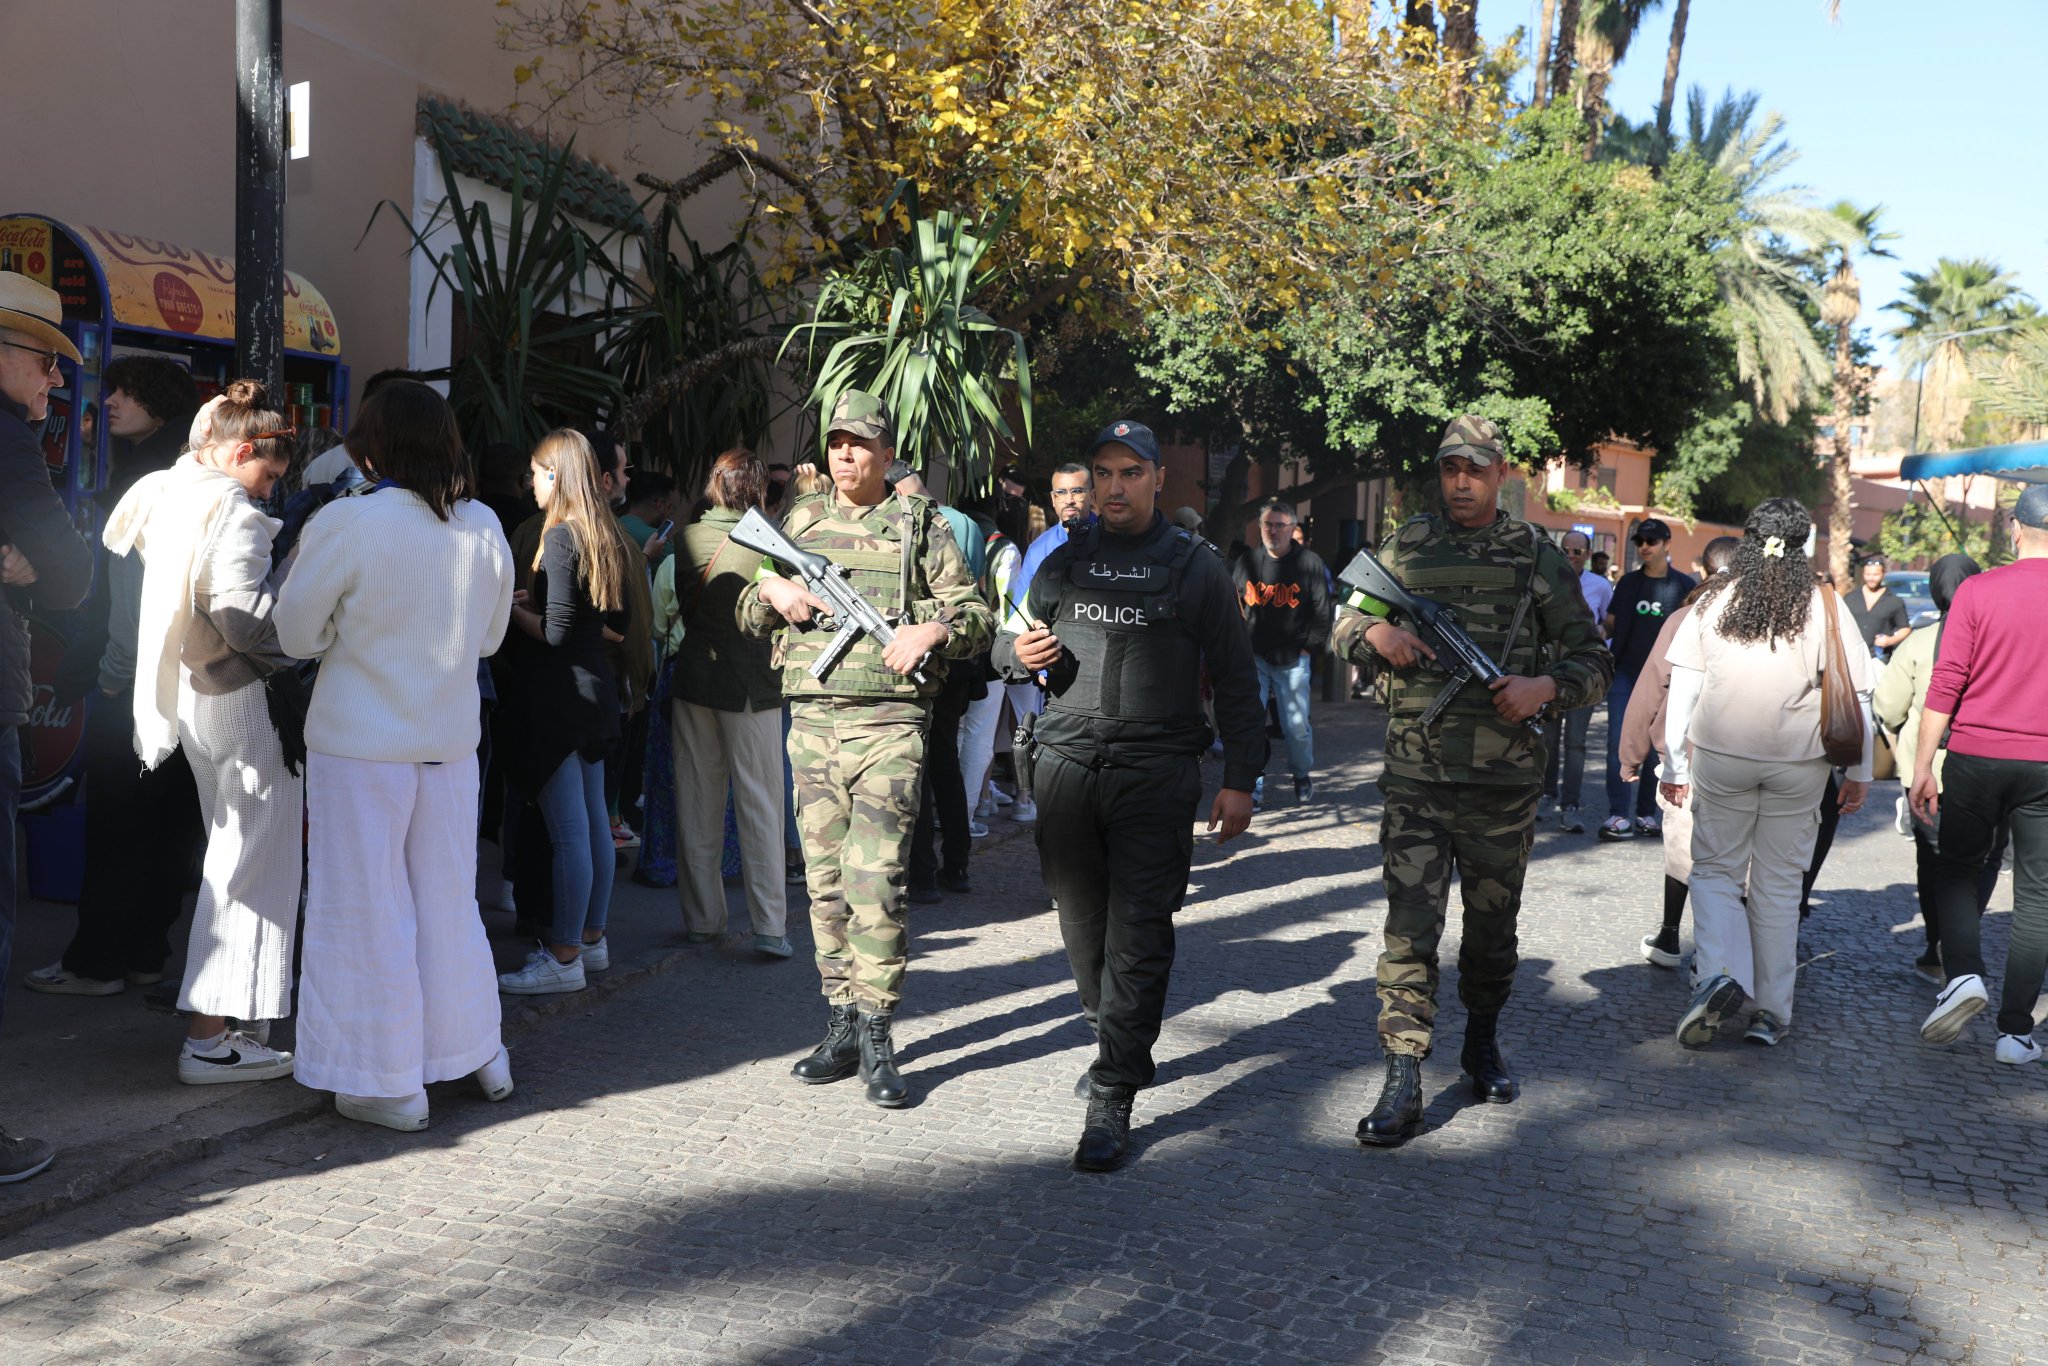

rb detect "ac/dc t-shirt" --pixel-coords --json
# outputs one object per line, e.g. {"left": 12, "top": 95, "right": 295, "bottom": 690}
{"left": 1608, "top": 567, "right": 1696, "bottom": 679}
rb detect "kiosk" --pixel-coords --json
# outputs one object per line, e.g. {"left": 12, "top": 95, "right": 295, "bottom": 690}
{"left": 0, "top": 214, "right": 347, "bottom": 894}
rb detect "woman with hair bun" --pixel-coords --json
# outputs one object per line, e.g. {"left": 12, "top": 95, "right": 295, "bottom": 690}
{"left": 1660, "top": 498, "right": 1876, "bottom": 1049}
{"left": 275, "top": 379, "right": 516, "bottom": 1132}
{"left": 102, "top": 378, "right": 302, "bottom": 1085}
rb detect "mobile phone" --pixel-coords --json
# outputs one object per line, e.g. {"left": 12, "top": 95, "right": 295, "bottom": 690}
{"left": 655, "top": 519, "right": 674, "bottom": 539}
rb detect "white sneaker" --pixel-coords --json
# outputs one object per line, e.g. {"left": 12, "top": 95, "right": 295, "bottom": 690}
{"left": 476, "top": 1046, "right": 515, "bottom": 1101}
{"left": 990, "top": 784, "right": 1015, "bottom": 808}
{"left": 178, "top": 1031, "right": 295, "bottom": 1085}
{"left": 1921, "top": 973, "right": 1989, "bottom": 1044}
{"left": 1010, "top": 796, "right": 1038, "bottom": 824}
{"left": 336, "top": 1091, "right": 429, "bottom": 1132}
{"left": 23, "top": 962, "right": 123, "bottom": 996}
{"left": 580, "top": 936, "right": 610, "bottom": 971}
{"left": 1995, "top": 1033, "right": 2043, "bottom": 1066}
{"left": 968, "top": 819, "right": 989, "bottom": 839}
{"left": 498, "top": 949, "right": 586, "bottom": 995}
{"left": 974, "top": 795, "right": 996, "bottom": 820}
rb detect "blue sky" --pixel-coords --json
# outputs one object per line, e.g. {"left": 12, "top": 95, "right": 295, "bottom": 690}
{"left": 1481, "top": 1, "right": 2048, "bottom": 365}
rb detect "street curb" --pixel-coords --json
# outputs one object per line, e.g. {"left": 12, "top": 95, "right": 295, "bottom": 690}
{"left": 0, "top": 818, "right": 1041, "bottom": 1244}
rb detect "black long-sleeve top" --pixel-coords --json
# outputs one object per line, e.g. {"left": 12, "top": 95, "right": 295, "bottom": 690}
{"left": 1232, "top": 541, "right": 1332, "bottom": 664}
{"left": 495, "top": 523, "right": 623, "bottom": 794}
{"left": 994, "top": 512, "right": 1269, "bottom": 791}
{"left": 0, "top": 396, "right": 94, "bottom": 724}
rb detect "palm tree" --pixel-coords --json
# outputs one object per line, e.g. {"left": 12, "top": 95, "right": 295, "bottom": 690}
{"left": 1886, "top": 257, "right": 2035, "bottom": 452}
{"left": 1651, "top": 0, "right": 1690, "bottom": 167}
{"left": 1532, "top": 0, "right": 1558, "bottom": 103}
{"left": 1548, "top": 0, "right": 1582, "bottom": 103}
{"left": 1575, "top": 0, "right": 1664, "bottom": 140}
{"left": 1818, "top": 202, "right": 1896, "bottom": 588}
{"left": 1679, "top": 88, "right": 1848, "bottom": 423}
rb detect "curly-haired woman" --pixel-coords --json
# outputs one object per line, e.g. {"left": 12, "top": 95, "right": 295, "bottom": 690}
{"left": 1660, "top": 498, "right": 1875, "bottom": 1048}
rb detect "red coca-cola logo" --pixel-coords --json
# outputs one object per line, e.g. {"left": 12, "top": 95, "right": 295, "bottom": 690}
{"left": 26, "top": 616, "right": 84, "bottom": 795}
{"left": 153, "top": 271, "right": 204, "bottom": 334}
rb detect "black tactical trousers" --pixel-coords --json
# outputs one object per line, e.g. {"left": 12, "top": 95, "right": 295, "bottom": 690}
{"left": 1034, "top": 747, "right": 1203, "bottom": 1090}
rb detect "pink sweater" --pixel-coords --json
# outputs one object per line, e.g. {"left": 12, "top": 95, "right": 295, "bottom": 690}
{"left": 1924, "top": 558, "right": 2048, "bottom": 763}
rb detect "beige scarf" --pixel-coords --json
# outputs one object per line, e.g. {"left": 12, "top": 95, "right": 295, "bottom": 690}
{"left": 103, "top": 456, "right": 241, "bottom": 768}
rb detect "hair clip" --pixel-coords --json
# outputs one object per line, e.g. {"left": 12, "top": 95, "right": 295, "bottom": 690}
{"left": 1761, "top": 536, "right": 1786, "bottom": 559}
{"left": 248, "top": 427, "right": 299, "bottom": 442}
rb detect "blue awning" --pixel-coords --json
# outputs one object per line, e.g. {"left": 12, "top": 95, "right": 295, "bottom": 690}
{"left": 1898, "top": 441, "right": 2048, "bottom": 484}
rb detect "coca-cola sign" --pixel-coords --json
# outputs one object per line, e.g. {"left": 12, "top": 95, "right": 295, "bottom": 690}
{"left": 25, "top": 616, "right": 85, "bottom": 800}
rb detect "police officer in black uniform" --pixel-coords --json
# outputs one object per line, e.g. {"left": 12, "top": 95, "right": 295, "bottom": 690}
{"left": 994, "top": 421, "right": 1267, "bottom": 1173}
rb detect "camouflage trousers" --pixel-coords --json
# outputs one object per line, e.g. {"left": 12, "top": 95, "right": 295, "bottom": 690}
{"left": 1376, "top": 774, "right": 1541, "bottom": 1059}
{"left": 788, "top": 698, "right": 929, "bottom": 1012}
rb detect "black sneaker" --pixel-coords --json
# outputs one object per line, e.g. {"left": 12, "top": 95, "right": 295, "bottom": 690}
{"left": 908, "top": 883, "right": 942, "bottom": 906}
{"left": 1293, "top": 776, "right": 1315, "bottom": 804}
{"left": 938, "top": 869, "right": 972, "bottom": 894}
{"left": 0, "top": 1126, "right": 54, "bottom": 1184}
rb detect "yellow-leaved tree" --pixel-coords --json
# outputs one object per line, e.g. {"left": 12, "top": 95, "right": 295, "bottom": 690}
{"left": 500, "top": 0, "right": 1499, "bottom": 329}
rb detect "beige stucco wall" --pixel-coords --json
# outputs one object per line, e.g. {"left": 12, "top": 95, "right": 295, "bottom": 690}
{"left": 0, "top": 0, "right": 721, "bottom": 406}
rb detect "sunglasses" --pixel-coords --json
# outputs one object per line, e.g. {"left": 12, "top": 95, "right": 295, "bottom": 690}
{"left": 1632, "top": 536, "right": 1665, "bottom": 548}
{"left": 0, "top": 340, "right": 64, "bottom": 375}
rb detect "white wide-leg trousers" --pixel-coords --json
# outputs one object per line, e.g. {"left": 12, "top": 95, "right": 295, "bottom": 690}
{"left": 294, "top": 751, "right": 503, "bottom": 1097}
{"left": 175, "top": 680, "right": 301, "bottom": 1021}
{"left": 671, "top": 700, "right": 787, "bottom": 938}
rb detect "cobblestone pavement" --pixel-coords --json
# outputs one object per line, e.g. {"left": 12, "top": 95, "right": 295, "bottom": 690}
{"left": 4, "top": 702, "right": 2046, "bottom": 1364}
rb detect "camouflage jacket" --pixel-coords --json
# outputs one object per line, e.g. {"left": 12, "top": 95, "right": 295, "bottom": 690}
{"left": 1332, "top": 511, "right": 1611, "bottom": 785}
{"left": 735, "top": 491, "right": 994, "bottom": 701}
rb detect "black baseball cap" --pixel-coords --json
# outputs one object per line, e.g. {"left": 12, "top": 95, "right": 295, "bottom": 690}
{"left": 1088, "top": 420, "right": 1162, "bottom": 465}
{"left": 1632, "top": 518, "right": 1672, "bottom": 544}
{"left": 2016, "top": 484, "right": 2048, "bottom": 529}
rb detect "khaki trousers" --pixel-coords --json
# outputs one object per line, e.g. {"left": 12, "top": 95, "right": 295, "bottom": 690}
{"left": 671, "top": 700, "right": 788, "bottom": 940}
{"left": 1688, "top": 747, "right": 1829, "bottom": 1024}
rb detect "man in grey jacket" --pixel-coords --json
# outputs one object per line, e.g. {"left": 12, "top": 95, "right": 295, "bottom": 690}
{"left": 0, "top": 275, "right": 96, "bottom": 1184}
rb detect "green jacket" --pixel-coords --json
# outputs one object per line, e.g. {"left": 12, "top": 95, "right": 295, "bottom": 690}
{"left": 1873, "top": 622, "right": 1942, "bottom": 788}
{"left": 661, "top": 506, "right": 782, "bottom": 713}
{"left": 1333, "top": 511, "right": 1612, "bottom": 785}
{"left": 735, "top": 491, "right": 993, "bottom": 700}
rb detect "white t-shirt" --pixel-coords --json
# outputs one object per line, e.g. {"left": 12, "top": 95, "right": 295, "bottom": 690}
{"left": 1666, "top": 585, "right": 1874, "bottom": 763}
{"left": 1578, "top": 568, "right": 1614, "bottom": 623}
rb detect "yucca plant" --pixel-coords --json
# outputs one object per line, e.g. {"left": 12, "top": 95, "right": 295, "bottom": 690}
{"left": 782, "top": 188, "right": 1032, "bottom": 494}
{"left": 367, "top": 127, "right": 624, "bottom": 451}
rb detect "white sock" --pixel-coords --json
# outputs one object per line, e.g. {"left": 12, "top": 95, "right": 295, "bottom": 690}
{"left": 185, "top": 1029, "right": 229, "bottom": 1054}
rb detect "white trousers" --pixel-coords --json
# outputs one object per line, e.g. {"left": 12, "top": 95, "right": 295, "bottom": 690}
{"left": 294, "top": 751, "right": 503, "bottom": 1097}
{"left": 671, "top": 701, "right": 787, "bottom": 938}
{"left": 175, "top": 680, "right": 300, "bottom": 1021}
{"left": 1659, "top": 783, "right": 1695, "bottom": 885}
{"left": 960, "top": 681, "right": 1041, "bottom": 809}
{"left": 1688, "top": 747, "right": 1829, "bottom": 1024}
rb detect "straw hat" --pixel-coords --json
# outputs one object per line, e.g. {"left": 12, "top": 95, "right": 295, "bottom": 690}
{"left": 0, "top": 274, "right": 82, "bottom": 364}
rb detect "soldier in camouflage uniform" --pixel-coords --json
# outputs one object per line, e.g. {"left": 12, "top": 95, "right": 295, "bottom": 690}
{"left": 1333, "top": 416, "right": 1611, "bottom": 1147}
{"left": 736, "top": 391, "right": 993, "bottom": 1107}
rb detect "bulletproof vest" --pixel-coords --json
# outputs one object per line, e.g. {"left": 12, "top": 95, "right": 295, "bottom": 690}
{"left": 774, "top": 492, "right": 940, "bottom": 700}
{"left": 1378, "top": 514, "right": 1544, "bottom": 721}
{"left": 1047, "top": 524, "right": 1205, "bottom": 721}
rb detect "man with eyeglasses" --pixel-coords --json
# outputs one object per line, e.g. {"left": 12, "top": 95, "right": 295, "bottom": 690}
{"left": 1599, "top": 518, "right": 1694, "bottom": 842}
{"left": 0, "top": 274, "right": 96, "bottom": 1185}
{"left": 1542, "top": 529, "right": 1611, "bottom": 832}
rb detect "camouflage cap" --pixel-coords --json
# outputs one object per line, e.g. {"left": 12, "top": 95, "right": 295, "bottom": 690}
{"left": 826, "top": 389, "right": 894, "bottom": 443}
{"left": 1437, "top": 414, "right": 1503, "bottom": 467}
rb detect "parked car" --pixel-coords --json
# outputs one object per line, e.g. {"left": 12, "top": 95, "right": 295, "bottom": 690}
{"left": 1884, "top": 570, "right": 1939, "bottom": 628}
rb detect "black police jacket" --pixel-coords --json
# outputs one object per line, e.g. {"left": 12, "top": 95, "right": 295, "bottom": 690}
{"left": 0, "top": 396, "right": 93, "bottom": 726}
{"left": 994, "top": 511, "right": 1267, "bottom": 791}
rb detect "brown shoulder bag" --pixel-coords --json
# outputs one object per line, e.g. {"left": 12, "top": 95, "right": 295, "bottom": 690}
{"left": 1817, "top": 583, "right": 1865, "bottom": 767}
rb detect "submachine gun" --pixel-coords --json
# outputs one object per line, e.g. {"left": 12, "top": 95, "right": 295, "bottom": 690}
{"left": 1338, "top": 547, "right": 1542, "bottom": 731}
{"left": 730, "top": 507, "right": 930, "bottom": 686}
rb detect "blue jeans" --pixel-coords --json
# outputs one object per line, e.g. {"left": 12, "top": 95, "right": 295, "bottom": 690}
{"left": 1543, "top": 705, "right": 1593, "bottom": 807}
{"left": 1254, "top": 654, "right": 1314, "bottom": 779}
{"left": 1603, "top": 671, "right": 1658, "bottom": 821}
{"left": 537, "top": 752, "right": 613, "bottom": 949}
{"left": 0, "top": 725, "right": 17, "bottom": 1033}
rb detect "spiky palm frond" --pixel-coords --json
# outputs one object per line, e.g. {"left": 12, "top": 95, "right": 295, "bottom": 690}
{"left": 1885, "top": 257, "right": 2035, "bottom": 369}
{"left": 1969, "top": 322, "right": 2048, "bottom": 431}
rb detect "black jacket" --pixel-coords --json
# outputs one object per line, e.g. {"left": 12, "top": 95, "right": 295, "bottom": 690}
{"left": 1232, "top": 541, "right": 1332, "bottom": 664}
{"left": 0, "top": 396, "right": 94, "bottom": 725}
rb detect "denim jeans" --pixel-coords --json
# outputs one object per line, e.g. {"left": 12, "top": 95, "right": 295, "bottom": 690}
{"left": 537, "top": 752, "right": 614, "bottom": 949}
{"left": 1254, "top": 653, "right": 1314, "bottom": 778}
{"left": 1543, "top": 705, "right": 1593, "bottom": 808}
{"left": 1603, "top": 670, "right": 1658, "bottom": 821}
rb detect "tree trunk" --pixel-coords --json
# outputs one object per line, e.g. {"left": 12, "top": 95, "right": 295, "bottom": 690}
{"left": 1827, "top": 320, "right": 1857, "bottom": 588}
{"left": 1548, "top": 0, "right": 1582, "bottom": 103}
{"left": 1652, "top": 0, "right": 1690, "bottom": 167}
{"left": 1404, "top": 1, "right": 1438, "bottom": 37}
{"left": 1532, "top": 0, "right": 1557, "bottom": 104}
{"left": 1443, "top": 1, "right": 1479, "bottom": 64}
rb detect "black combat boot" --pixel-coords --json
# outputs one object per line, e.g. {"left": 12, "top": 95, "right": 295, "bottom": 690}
{"left": 790, "top": 1003, "right": 861, "bottom": 1083}
{"left": 858, "top": 1009, "right": 908, "bottom": 1108}
{"left": 1355, "top": 1055, "right": 1424, "bottom": 1148}
{"left": 1072, "top": 1082, "right": 1137, "bottom": 1172}
{"left": 1460, "top": 1012, "right": 1518, "bottom": 1103}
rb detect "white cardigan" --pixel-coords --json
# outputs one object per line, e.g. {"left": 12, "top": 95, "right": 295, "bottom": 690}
{"left": 274, "top": 491, "right": 514, "bottom": 764}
